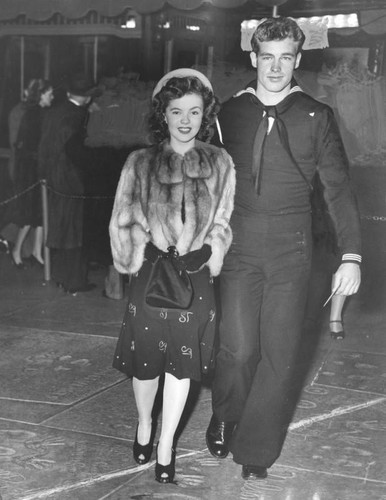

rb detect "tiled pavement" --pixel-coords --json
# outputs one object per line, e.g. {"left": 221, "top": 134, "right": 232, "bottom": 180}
{"left": 0, "top": 250, "right": 385, "bottom": 500}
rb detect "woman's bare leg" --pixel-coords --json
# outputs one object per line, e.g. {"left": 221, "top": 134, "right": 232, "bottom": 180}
{"left": 157, "top": 373, "right": 190, "bottom": 467}
{"left": 12, "top": 225, "right": 31, "bottom": 264}
{"left": 330, "top": 294, "right": 346, "bottom": 332}
{"left": 132, "top": 376, "right": 159, "bottom": 457}
{"left": 32, "top": 226, "right": 44, "bottom": 264}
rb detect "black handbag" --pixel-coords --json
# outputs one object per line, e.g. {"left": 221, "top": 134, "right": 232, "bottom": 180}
{"left": 145, "top": 246, "right": 193, "bottom": 309}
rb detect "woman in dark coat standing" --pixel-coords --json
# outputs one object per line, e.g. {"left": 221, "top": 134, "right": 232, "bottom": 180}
{"left": 10, "top": 79, "right": 54, "bottom": 268}
{"left": 38, "top": 74, "right": 95, "bottom": 294}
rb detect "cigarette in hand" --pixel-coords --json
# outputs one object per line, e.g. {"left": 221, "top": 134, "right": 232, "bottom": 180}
{"left": 323, "top": 290, "right": 336, "bottom": 308}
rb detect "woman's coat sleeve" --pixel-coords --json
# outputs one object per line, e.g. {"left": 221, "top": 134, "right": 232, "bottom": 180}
{"left": 109, "top": 154, "right": 150, "bottom": 274}
{"left": 204, "top": 148, "right": 236, "bottom": 276}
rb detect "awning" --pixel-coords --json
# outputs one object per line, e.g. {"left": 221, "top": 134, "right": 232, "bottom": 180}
{"left": 359, "top": 10, "right": 386, "bottom": 35}
{"left": 0, "top": 0, "right": 250, "bottom": 21}
{"left": 1, "top": 1, "right": 385, "bottom": 36}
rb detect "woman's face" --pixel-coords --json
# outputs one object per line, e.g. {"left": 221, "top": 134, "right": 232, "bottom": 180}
{"left": 164, "top": 93, "right": 204, "bottom": 153}
{"left": 39, "top": 88, "right": 54, "bottom": 108}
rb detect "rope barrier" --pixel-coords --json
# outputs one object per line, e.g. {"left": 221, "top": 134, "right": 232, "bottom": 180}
{"left": 46, "top": 184, "right": 115, "bottom": 200}
{"left": 0, "top": 179, "right": 115, "bottom": 206}
{"left": 0, "top": 179, "right": 115, "bottom": 283}
{"left": 2, "top": 181, "right": 386, "bottom": 220}
{"left": 0, "top": 181, "right": 41, "bottom": 206}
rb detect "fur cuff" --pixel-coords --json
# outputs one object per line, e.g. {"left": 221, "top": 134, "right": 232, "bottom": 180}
{"left": 112, "top": 224, "right": 149, "bottom": 275}
{"left": 206, "top": 239, "right": 226, "bottom": 277}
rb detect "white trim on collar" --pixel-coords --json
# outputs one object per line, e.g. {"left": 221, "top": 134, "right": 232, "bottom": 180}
{"left": 234, "top": 84, "right": 303, "bottom": 98}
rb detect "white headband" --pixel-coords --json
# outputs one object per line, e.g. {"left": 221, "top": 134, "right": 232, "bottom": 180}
{"left": 152, "top": 68, "right": 213, "bottom": 100}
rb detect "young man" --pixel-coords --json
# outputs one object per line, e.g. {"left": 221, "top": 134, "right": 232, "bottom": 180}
{"left": 206, "top": 17, "right": 361, "bottom": 480}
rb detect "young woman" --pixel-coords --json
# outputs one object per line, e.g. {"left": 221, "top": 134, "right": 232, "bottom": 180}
{"left": 109, "top": 68, "right": 235, "bottom": 483}
{"left": 10, "top": 79, "right": 54, "bottom": 268}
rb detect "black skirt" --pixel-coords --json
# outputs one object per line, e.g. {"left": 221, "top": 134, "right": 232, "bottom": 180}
{"left": 113, "top": 260, "right": 217, "bottom": 381}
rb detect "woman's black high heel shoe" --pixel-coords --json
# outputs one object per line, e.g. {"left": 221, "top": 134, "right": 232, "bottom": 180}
{"left": 10, "top": 253, "right": 26, "bottom": 270}
{"left": 133, "top": 423, "right": 154, "bottom": 465}
{"left": 29, "top": 255, "right": 44, "bottom": 268}
{"left": 330, "top": 320, "right": 345, "bottom": 340}
{"left": 155, "top": 444, "right": 176, "bottom": 484}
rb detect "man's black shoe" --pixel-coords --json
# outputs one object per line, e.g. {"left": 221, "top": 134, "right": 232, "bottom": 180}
{"left": 241, "top": 464, "right": 268, "bottom": 480}
{"left": 206, "top": 414, "right": 235, "bottom": 459}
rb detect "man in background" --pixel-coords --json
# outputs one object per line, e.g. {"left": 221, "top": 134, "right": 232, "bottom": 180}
{"left": 38, "top": 73, "right": 97, "bottom": 295}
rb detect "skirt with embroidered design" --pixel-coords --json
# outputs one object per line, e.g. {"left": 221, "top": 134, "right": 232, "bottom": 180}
{"left": 112, "top": 260, "right": 217, "bottom": 381}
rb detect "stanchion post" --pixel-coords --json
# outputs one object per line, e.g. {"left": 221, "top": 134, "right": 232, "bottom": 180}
{"left": 41, "top": 179, "right": 51, "bottom": 282}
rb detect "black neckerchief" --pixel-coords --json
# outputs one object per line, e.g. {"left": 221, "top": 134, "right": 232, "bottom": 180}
{"left": 238, "top": 79, "right": 313, "bottom": 194}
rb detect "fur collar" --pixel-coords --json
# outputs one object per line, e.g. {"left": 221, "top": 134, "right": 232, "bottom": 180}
{"left": 156, "top": 141, "right": 213, "bottom": 184}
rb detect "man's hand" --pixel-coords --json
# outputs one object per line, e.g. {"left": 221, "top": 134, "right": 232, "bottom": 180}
{"left": 332, "top": 262, "right": 361, "bottom": 296}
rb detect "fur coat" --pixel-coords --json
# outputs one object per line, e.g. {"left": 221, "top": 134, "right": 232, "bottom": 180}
{"left": 109, "top": 140, "right": 235, "bottom": 277}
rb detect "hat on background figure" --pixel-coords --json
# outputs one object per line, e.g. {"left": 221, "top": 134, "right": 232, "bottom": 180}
{"left": 66, "top": 73, "right": 100, "bottom": 97}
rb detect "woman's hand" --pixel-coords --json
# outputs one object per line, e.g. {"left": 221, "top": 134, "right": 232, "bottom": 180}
{"left": 181, "top": 244, "right": 212, "bottom": 272}
{"left": 144, "top": 242, "right": 165, "bottom": 263}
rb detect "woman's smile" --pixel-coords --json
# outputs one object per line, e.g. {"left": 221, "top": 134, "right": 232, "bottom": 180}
{"left": 165, "top": 93, "right": 204, "bottom": 154}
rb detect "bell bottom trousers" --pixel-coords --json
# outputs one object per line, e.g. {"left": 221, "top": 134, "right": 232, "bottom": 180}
{"left": 212, "top": 213, "right": 312, "bottom": 468}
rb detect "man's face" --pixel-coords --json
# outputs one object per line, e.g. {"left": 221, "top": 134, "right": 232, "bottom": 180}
{"left": 251, "top": 38, "right": 301, "bottom": 98}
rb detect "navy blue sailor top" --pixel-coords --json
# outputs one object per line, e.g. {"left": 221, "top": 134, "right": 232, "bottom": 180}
{"left": 213, "top": 81, "right": 361, "bottom": 259}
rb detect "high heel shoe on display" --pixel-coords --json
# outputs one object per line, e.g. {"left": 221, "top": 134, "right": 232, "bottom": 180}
{"left": 133, "top": 423, "right": 154, "bottom": 465}
{"left": 155, "top": 444, "right": 176, "bottom": 484}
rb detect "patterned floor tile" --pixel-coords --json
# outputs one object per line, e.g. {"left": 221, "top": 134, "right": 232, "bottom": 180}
{"left": 43, "top": 380, "right": 213, "bottom": 451}
{"left": 0, "top": 399, "right": 66, "bottom": 425}
{"left": 291, "top": 384, "right": 379, "bottom": 426}
{"left": 0, "top": 420, "right": 140, "bottom": 500}
{"left": 0, "top": 297, "right": 125, "bottom": 338}
{"left": 315, "top": 349, "right": 386, "bottom": 394}
{"left": 280, "top": 398, "right": 386, "bottom": 482}
{"left": 102, "top": 452, "right": 386, "bottom": 500}
{"left": 42, "top": 382, "right": 137, "bottom": 439}
{"left": 0, "top": 329, "right": 125, "bottom": 404}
